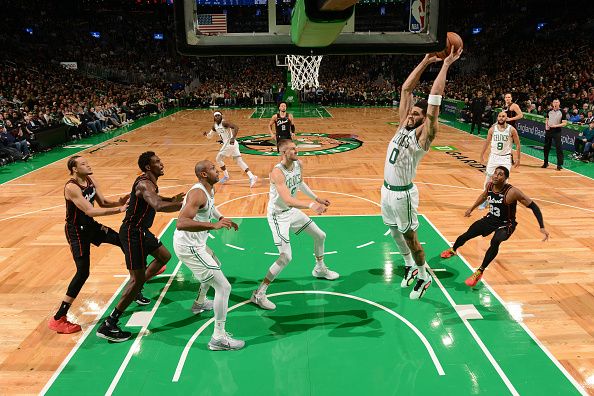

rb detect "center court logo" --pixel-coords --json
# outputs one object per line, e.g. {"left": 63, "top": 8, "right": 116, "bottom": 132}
{"left": 238, "top": 133, "right": 363, "bottom": 156}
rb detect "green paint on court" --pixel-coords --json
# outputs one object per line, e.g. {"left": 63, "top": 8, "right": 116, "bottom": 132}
{"left": 42, "top": 216, "right": 582, "bottom": 396}
{"left": 250, "top": 104, "right": 332, "bottom": 119}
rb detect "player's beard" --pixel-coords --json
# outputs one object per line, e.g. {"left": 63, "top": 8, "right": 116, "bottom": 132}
{"left": 405, "top": 118, "right": 424, "bottom": 131}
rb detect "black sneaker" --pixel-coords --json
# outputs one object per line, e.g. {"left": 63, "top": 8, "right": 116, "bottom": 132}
{"left": 96, "top": 320, "right": 132, "bottom": 342}
{"left": 135, "top": 292, "right": 150, "bottom": 306}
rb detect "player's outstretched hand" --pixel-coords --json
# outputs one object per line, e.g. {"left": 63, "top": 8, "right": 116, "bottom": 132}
{"left": 172, "top": 192, "right": 186, "bottom": 202}
{"left": 215, "top": 218, "right": 237, "bottom": 230}
{"left": 316, "top": 197, "right": 331, "bottom": 206}
{"left": 464, "top": 207, "right": 473, "bottom": 217}
{"left": 119, "top": 193, "right": 131, "bottom": 205}
{"left": 540, "top": 227, "right": 549, "bottom": 242}
{"left": 444, "top": 47, "right": 463, "bottom": 66}
{"left": 423, "top": 53, "right": 442, "bottom": 64}
{"left": 119, "top": 203, "right": 129, "bottom": 213}
{"left": 311, "top": 202, "right": 327, "bottom": 215}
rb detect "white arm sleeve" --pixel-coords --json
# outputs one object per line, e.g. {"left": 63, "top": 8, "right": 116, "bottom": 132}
{"left": 212, "top": 206, "right": 223, "bottom": 220}
{"left": 299, "top": 182, "right": 317, "bottom": 200}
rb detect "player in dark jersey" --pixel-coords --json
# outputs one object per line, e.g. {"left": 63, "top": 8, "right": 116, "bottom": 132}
{"left": 440, "top": 166, "right": 549, "bottom": 287}
{"left": 48, "top": 156, "right": 128, "bottom": 334}
{"left": 502, "top": 93, "right": 523, "bottom": 128}
{"left": 268, "top": 102, "right": 296, "bottom": 150}
{"left": 96, "top": 151, "right": 184, "bottom": 342}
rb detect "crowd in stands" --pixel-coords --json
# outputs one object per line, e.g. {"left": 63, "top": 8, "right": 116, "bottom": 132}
{"left": 1, "top": 0, "right": 594, "bottom": 166}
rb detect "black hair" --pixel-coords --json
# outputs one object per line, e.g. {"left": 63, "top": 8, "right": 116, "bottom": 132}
{"left": 415, "top": 99, "right": 428, "bottom": 116}
{"left": 278, "top": 101, "right": 287, "bottom": 108}
{"left": 67, "top": 155, "right": 81, "bottom": 175}
{"left": 495, "top": 165, "right": 510, "bottom": 179}
{"left": 138, "top": 151, "right": 156, "bottom": 172}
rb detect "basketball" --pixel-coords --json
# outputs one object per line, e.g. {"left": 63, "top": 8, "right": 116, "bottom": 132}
{"left": 434, "top": 32, "right": 463, "bottom": 59}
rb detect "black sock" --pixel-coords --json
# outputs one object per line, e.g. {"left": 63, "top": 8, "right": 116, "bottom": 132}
{"left": 107, "top": 308, "right": 123, "bottom": 325}
{"left": 54, "top": 301, "right": 71, "bottom": 320}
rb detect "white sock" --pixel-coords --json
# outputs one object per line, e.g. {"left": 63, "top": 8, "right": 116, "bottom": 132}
{"left": 402, "top": 253, "right": 415, "bottom": 267}
{"left": 256, "top": 282, "right": 269, "bottom": 295}
{"left": 214, "top": 320, "right": 226, "bottom": 338}
{"left": 246, "top": 170, "right": 254, "bottom": 179}
{"left": 223, "top": 170, "right": 229, "bottom": 177}
{"left": 415, "top": 263, "right": 428, "bottom": 280}
{"left": 315, "top": 257, "right": 324, "bottom": 267}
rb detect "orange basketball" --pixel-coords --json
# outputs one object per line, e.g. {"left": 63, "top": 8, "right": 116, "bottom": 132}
{"left": 434, "top": 32, "right": 463, "bottom": 59}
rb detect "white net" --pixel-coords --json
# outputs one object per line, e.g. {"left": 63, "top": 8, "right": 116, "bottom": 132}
{"left": 286, "top": 55, "right": 323, "bottom": 91}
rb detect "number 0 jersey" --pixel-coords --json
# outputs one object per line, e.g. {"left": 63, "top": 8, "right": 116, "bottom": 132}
{"left": 384, "top": 126, "right": 426, "bottom": 186}
{"left": 268, "top": 161, "right": 302, "bottom": 214}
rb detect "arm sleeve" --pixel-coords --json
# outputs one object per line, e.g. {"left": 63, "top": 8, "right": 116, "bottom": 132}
{"left": 299, "top": 182, "right": 317, "bottom": 200}
{"left": 527, "top": 201, "right": 545, "bottom": 228}
{"left": 212, "top": 206, "right": 223, "bottom": 221}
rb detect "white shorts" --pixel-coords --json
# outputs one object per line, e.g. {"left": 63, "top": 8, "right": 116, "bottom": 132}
{"left": 219, "top": 142, "right": 241, "bottom": 158}
{"left": 381, "top": 184, "right": 420, "bottom": 233}
{"left": 486, "top": 154, "right": 512, "bottom": 176}
{"left": 173, "top": 243, "right": 220, "bottom": 283}
{"left": 267, "top": 208, "right": 313, "bottom": 247}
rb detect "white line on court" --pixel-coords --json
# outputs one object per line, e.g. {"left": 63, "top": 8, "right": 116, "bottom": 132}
{"left": 172, "top": 290, "right": 446, "bottom": 382}
{"left": 384, "top": 229, "right": 391, "bottom": 236}
{"left": 389, "top": 252, "right": 400, "bottom": 255}
{"left": 422, "top": 215, "right": 588, "bottom": 396}
{"left": 225, "top": 243, "right": 245, "bottom": 251}
{"left": 106, "top": 259, "right": 184, "bottom": 396}
{"left": 39, "top": 218, "right": 175, "bottom": 396}
{"left": 427, "top": 264, "right": 520, "bottom": 395}
{"left": 356, "top": 241, "right": 375, "bottom": 248}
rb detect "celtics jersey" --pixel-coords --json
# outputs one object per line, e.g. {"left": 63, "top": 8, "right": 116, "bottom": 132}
{"left": 214, "top": 120, "right": 233, "bottom": 144}
{"left": 173, "top": 183, "right": 215, "bottom": 247}
{"left": 268, "top": 161, "right": 302, "bottom": 214}
{"left": 384, "top": 126, "right": 426, "bottom": 186}
{"left": 491, "top": 123, "right": 513, "bottom": 156}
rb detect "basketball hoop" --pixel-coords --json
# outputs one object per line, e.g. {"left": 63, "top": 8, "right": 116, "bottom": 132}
{"left": 286, "top": 55, "right": 323, "bottom": 90}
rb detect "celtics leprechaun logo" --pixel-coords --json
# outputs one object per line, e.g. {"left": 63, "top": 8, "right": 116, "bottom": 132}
{"left": 237, "top": 133, "right": 363, "bottom": 156}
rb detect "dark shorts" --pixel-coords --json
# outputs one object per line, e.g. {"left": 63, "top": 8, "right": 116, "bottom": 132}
{"left": 119, "top": 224, "right": 163, "bottom": 270}
{"left": 65, "top": 221, "right": 121, "bottom": 258}
{"left": 471, "top": 217, "right": 517, "bottom": 239}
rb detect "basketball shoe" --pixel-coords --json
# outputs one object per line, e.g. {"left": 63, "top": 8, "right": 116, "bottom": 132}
{"left": 208, "top": 333, "right": 245, "bottom": 351}
{"left": 312, "top": 263, "right": 339, "bottom": 280}
{"left": 465, "top": 269, "right": 484, "bottom": 287}
{"left": 401, "top": 265, "right": 418, "bottom": 287}
{"left": 96, "top": 320, "right": 132, "bottom": 342}
{"left": 48, "top": 316, "right": 81, "bottom": 334}
{"left": 250, "top": 291, "right": 276, "bottom": 310}
{"left": 191, "top": 299, "right": 214, "bottom": 314}
{"left": 410, "top": 274, "right": 433, "bottom": 300}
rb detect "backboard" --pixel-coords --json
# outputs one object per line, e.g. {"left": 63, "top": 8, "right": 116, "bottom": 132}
{"left": 175, "top": 0, "right": 448, "bottom": 56}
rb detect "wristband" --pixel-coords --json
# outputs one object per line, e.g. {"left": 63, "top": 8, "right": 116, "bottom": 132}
{"left": 428, "top": 94, "right": 442, "bottom": 106}
{"left": 309, "top": 202, "right": 315, "bottom": 209}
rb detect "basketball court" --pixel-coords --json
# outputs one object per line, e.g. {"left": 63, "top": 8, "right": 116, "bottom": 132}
{"left": 1, "top": 0, "right": 593, "bottom": 394}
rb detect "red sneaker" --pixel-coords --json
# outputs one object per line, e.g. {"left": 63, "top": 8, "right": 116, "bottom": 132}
{"left": 440, "top": 248, "right": 456, "bottom": 259}
{"left": 48, "top": 316, "right": 82, "bottom": 334}
{"left": 156, "top": 264, "right": 167, "bottom": 276}
{"left": 465, "top": 270, "right": 484, "bottom": 287}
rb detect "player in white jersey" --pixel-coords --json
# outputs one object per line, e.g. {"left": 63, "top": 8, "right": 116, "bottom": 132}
{"left": 478, "top": 111, "right": 521, "bottom": 209}
{"left": 204, "top": 111, "right": 258, "bottom": 187}
{"left": 173, "top": 160, "right": 244, "bottom": 351}
{"left": 382, "top": 48, "right": 462, "bottom": 300}
{"left": 250, "top": 139, "right": 339, "bottom": 310}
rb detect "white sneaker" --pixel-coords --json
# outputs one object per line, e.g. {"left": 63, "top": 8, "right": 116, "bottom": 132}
{"left": 208, "top": 333, "right": 245, "bottom": 351}
{"left": 191, "top": 299, "right": 214, "bottom": 314}
{"left": 312, "top": 264, "right": 340, "bottom": 280}
{"left": 249, "top": 175, "right": 258, "bottom": 188}
{"left": 409, "top": 273, "right": 433, "bottom": 300}
{"left": 250, "top": 291, "right": 276, "bottom": 310}
{"left": 400, "top": 266, "right": 418, "bottom": 288}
